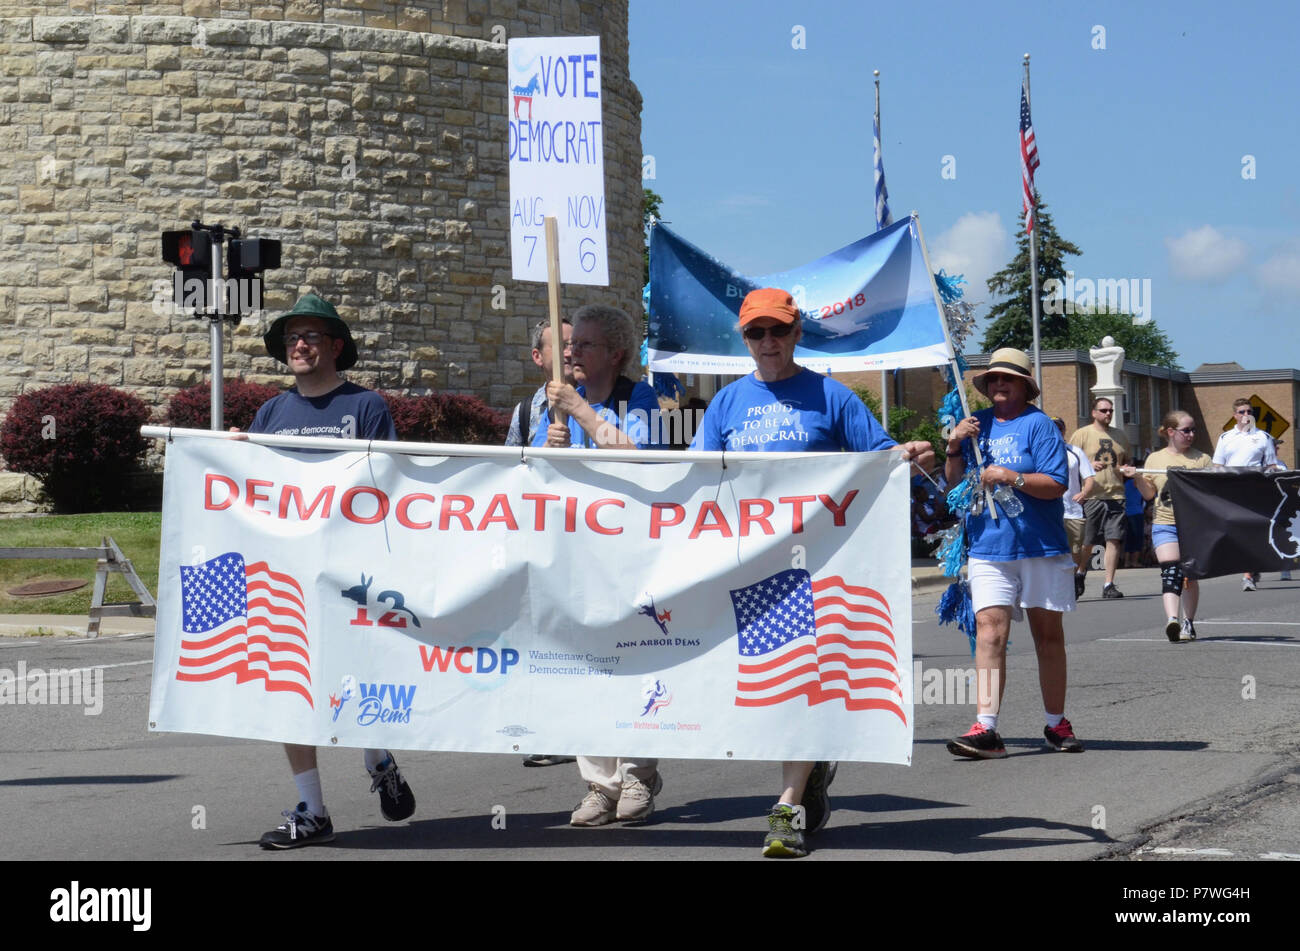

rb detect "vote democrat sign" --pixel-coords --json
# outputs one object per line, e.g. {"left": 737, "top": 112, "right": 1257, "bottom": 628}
{"left": 507, "top": 36, "right": 608, "bottom": 286}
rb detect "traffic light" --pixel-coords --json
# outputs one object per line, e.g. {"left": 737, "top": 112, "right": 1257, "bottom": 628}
{"left": 161, "top": 228, "right": 214, "bottom": 313}
{"left": 226, "top": 238, "right": 281, "bottom": 321}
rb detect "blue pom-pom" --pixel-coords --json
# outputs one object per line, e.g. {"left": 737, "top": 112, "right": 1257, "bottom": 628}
{"left": 933, "top": 269, "right": 967, "bottom": 304}
{"left": 936, "top": 579, "right": 977, "bottom": 655}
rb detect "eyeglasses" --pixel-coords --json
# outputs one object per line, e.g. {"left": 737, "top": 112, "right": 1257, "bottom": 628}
{"left": 284, "top": 331, "right": 333, "bottom": 347}
{"left": 742, "top": 324, "right": 795, "bottom": 341}
{"left": 1176, "top": 427, "right": 1196, "bottom": 434}
{"left": 567, "top": 341, "right": 605, "bottom": 354}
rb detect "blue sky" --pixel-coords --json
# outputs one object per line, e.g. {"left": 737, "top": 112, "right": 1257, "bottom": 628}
{"left": 629, "top": 0, "right": 1300, "bottom": 370}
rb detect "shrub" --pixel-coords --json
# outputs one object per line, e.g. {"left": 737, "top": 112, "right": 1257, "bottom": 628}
{"left": 166, "top": 379, "right": 283, "bottom": 431}
{"left": 0, "top": 384, "right": 151, "bottom": 512}
{"left": 381, "top": 392, "right": 510, "bottom": 445}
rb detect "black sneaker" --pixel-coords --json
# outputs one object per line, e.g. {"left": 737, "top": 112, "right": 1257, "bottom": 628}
{"left": 947, "top": 722, "right": 1007, "bottom": 759}
{"left": 800, "top": 761, "right": 837, "bottom": 834}
{"left": 1043, "top": 718, "right": 1084, "bottom": 752}
{"left": 1074, "top": 574, "right": 1086, "bottom": 598}
{"left": 522, "top": 754, "right": 576, "bottom": 767}
{"left": 1165, "top": 617, "right": 1182, "bottom": 643}
{"left": 259, "top": 802, "right": 335, "bottom": 849}
{"left": 369, "top": 753, "right": 416, "bottom": 821}
{"left": 762, "top": 805, "right": 808, "bottom": 858}
{"left": 1102, "top": 583, "right": 1124, "bottom": 599}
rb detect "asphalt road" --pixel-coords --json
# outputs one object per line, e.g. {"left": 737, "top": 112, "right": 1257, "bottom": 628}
{"left": 2, "top": 565, "right": 1297, "bottom": 870}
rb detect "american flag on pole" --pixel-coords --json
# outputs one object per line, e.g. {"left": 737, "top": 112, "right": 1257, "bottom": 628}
{"left": 1019, "top": 78, "right": 1040, "bottom": 232}
{"left": 729, "top": 569, "right": 905, "bottom": 723}
{"left": 177, "top": 552, "right": 313, "bottom": 707}
{"left": 873, "top": 101, "right": 893, "bottom": 230}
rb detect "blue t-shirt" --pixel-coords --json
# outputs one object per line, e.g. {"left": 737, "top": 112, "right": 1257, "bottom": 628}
{"left": 689, "top": 369, "right": 895, "bottom": 453}
{"left": 248, "top": 382, "right": 397, "bottom": 441}
{"left": 964, "top": 405, "right": 1069, "bottom": 561}
{"left": 531, "top": 378, "right": 662, "bottom": 449}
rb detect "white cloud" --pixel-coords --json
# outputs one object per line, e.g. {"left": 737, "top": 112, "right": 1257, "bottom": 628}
{"left": 1255, "top": 239, "right": 1300, "bottom": 292}
{"left": 928, "top": 211, "right": 1007, "bottom": 305}
{"left": 1164, "top": 225, "right": 1249, "bottom": 282}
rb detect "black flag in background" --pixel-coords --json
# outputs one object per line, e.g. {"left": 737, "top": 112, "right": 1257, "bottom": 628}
{"left": 1166, "top": 469, "right": 1300, "bottom": 579}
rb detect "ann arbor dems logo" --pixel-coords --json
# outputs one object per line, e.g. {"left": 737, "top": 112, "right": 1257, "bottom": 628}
{"left": 330, "top": 674, "right": 415, "bottom": 726}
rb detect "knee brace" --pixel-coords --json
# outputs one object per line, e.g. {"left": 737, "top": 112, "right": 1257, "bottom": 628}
{"left": 1160, "top": 560, "right": 1184, "bottom": 595}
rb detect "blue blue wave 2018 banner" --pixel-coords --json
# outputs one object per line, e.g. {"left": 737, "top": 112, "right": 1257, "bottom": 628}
{"left": 647, "top": 218, "right": 954, "bottom": 374}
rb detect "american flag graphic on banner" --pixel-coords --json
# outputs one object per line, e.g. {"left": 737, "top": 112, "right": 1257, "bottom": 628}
{"left": 729, "top": 569, "right": 904, "bottom": 723}
{"left": 1019, "top": 78, "right": 1040, "bottom": 232}
{"left": 177, "top": 552, "right": 313, "bottom": 707}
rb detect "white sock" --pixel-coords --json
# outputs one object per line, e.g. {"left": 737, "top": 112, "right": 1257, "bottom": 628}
{"left": 977, "top": 713, "right": 998, "bottom": 731}
{"left": 293, "top": 768, "right": 326, "bottom": 818}
{"left": 1045, "top": 712, "right": 1064, "bottom": 729}
{"left": 363, "top": 749, "right": 390, "bottom": 773}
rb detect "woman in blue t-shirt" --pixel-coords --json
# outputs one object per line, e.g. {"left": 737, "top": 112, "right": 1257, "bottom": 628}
{"left": 943, "top": 348, "right": 1082, "bottom": 760}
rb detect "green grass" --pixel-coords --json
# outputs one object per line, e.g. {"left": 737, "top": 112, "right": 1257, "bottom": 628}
{"left": 0, "top": 512, "right": 161, "bottom": 616}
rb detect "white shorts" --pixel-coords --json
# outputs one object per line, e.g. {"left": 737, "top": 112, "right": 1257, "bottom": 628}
{"left": 968, "top": 554, "right": 1076, "bottom": 620}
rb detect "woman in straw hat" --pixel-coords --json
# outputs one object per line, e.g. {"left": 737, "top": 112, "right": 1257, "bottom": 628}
{"left": 943, "top": 348, "right": 1083, "bottom": 759}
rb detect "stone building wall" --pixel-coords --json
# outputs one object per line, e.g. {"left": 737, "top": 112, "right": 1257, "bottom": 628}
{"left": 0, "top": 0, "right": 643, "bottom": 425}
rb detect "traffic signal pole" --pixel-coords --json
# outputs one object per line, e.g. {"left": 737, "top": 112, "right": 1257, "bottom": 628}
{"left": 208, "top": 236, "right": 224, "bottom": 431}
{"left": 161, "top": 221, "right": 280, "bottom": 431}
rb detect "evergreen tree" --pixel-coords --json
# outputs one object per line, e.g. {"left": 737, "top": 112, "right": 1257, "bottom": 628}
{"left": 980, "top": 194, "right": 1182, "bottom": 368}
{"left": 980, "top": 194, "right": 1080, "bottom": 352}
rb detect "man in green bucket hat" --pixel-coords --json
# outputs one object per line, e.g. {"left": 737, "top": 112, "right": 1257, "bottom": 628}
{"left": 246, "top": 293, "right": 412, "bottom": 849}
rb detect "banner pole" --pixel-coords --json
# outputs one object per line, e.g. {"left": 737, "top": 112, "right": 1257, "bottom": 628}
{"left": 543, "top": 215, "right": 570, "bottom": 437}
{"left": 911, "top": 212, "right": 998, "bottom": 519}
{"left": 1024, "top": 53, "right": 1043, "bottom": 402}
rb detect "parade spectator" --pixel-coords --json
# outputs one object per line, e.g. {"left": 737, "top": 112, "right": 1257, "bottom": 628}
{"left": 1123, "top": 411, "right": 1212, "bottom": 642}
{"left": 1053, "top": 417, "right": 1095, "bottom": 586}
{"left": 1069, "top": 397, "right": 1130, "bottom": 599}
{"left": 945, "top": 349, "right": 1082, "bottom": 760}
{"left": 1212, "top": 398, "right": 1283, "bottom": 590}
{"left": 532, "top": 304, "right": 667, "bottom": 826}
{"left": 689, "top": 287, "right": 932, "bottom": 858}
{"left": 245, "top": 294, "right": 414, "bottom": 849}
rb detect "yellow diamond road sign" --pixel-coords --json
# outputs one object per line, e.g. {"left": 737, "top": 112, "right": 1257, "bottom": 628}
{"left": 1221, "top": 394, "right": 1290, "bottom": 441}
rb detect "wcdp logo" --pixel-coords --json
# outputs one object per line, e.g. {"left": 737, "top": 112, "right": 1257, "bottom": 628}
{"left": 331, "top": 675, "right": 415, "bottom": 726}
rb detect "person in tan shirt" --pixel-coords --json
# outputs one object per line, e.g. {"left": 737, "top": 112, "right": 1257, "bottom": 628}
{"left": 1068, "top": 397, "right": 1130, "bottom": 599}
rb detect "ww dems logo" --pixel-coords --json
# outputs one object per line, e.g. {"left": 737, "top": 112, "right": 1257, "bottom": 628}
{"left": 331, "top": 675, "right": 415, "bottom": 726}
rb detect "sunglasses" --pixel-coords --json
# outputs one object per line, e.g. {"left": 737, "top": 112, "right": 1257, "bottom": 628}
{"left": 1095, "top": 408, "right": 1114, "bottom": 414}
{"left": 742, "top": 324, "right": 795, "bottom": 341}
{"left": 1176, "top": 427, "right": 1196, "bottom": 434}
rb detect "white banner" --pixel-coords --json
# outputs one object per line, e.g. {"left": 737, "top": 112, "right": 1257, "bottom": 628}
{"left": 148, "top": 434, "right": 914, "bottom": 764}
{"left": 507, "top": 35, "right": 608, "bottom": 286}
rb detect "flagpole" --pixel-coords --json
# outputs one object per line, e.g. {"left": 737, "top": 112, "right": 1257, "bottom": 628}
{"left": 874, "top": 70, "right": 889, "bottom": 431}
{"left": 1024, "top": 53, "right": 1043, "bottom": 402}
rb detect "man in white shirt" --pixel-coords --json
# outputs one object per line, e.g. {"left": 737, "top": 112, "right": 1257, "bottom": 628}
{"left": 1212, "top": 398, "right": 1283, "bottom": 589}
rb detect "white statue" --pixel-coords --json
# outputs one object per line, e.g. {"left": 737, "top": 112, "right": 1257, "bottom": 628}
{"left": 1090, "top": 335, "right": 1125, "bottom": 392}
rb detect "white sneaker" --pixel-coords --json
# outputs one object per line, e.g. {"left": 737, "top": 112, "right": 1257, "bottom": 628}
{"left": 1280, "top": 570, "right": 1292, "bottom": 581}
{"left": 570, "top": 785, "right": 617, "bottom": 826}
{"left": 1243, "top": 576, "right": 1257, "bottom": 591}
{"left": 1181, "top": 618, "right": 1196, "bottom": 641}
{"left": 615, "top": 772, "right": 664, "bottom": 823}
{"left": 1165, "top": 617, "right": 1182, "bottom": 643}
